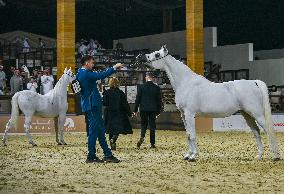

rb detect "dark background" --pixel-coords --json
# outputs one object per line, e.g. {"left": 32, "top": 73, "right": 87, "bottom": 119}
{"left": 0, "top": 0, "right": 283, "bottom": 50}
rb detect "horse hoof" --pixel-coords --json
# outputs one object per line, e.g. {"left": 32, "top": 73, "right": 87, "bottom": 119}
{"left": 57, "top": 142, "right": 63, "bottom": 145}
{"left": 254, "top": 155, "right": 262, "bottom": 161}
{"left": 183, "top": 156, "right": 189, "bottom": 160}
{"left": 273, "top": 157, "right": 281, "bottom": 161}
{"left": 32, "top": 144, "right": 37, "bottom": 147}
{"left": 3, "top": 143, "right": 7, "bottom": 147}
{"left": 187, "top": 158, "right": 197, "bottom": 162}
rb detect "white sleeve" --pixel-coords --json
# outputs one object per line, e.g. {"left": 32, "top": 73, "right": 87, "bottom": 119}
{"left": 27, "top": 83, "right": 32, "bottom": 90}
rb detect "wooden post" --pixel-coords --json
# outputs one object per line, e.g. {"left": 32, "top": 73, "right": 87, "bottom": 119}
{"left": 186, "top": 0, "right": 204, "bottom": 75}
{"left": 57, "top": 0, "right": 75, "bottom": 112}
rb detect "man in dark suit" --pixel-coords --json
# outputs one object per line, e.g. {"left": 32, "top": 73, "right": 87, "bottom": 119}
{"left": 133, "top": 72, "right": 162, "bottom": 148}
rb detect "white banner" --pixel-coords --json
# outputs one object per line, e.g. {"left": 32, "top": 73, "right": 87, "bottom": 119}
{"left": 213, "top": 114, "right": 284, "bottom": 132}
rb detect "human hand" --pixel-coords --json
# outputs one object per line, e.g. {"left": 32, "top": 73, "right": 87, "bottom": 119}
{"left": 132, "top": 112, "right": 138, "bottom": 117}
{"left": 113, "top": 63, "right": 124, "bottom": 70}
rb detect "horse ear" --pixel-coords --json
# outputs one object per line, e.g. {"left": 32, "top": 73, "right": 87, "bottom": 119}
{"left": 162, "top": 44, "right": 167, "bottom": 49}
{"left": 64, "top": 67, "right": 67, "bottom": 73}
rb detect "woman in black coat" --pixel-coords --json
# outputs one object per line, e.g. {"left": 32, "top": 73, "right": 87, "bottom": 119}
{"left": 103, "top": 77, "right": 133, "bottom": 150}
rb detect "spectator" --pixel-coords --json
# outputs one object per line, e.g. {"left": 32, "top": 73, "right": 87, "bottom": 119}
{"left": 0, "top": 65, "right": 6, "bottom": 92}
{"left": 6, "top": 66, "right": 15, "bottom": 87}
{"left": 78, "top": 39, "right": 88, "bottom": 57}
{"left": 27, "top": 76, "right": 38, "bottom": 92}
{"left": 36, "top": 70, "right": 43, "bottom": 94}
{"left": 20, "top": 71, "right": 29, "bottom": 90}
{"left": 41, "top": 70, "right": 54, "bottom": 94}
{"left": 88, "top": 39, "right": 98, "bottom": 55}
{"left": 22, "top": 37, "right": 30, "bottom": 53}
{"left": 10, "top": 69, "right": 23, "bottom": 95}
{"left": 38, "top": 38, "right": 46, "bottom": 48}
{"left": 103, "top": 77, "right": 133, "bottom": 150}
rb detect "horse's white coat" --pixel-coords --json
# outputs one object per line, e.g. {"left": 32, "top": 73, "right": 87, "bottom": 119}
{"left": 145, "top": 46, "right": 280, "bottom": 161}
{"left": 2, "top": 68, "right": 75, "bottom": 146}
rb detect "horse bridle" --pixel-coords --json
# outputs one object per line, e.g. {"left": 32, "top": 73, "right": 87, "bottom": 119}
{"left": 148, "top": 52, "right": 169, "bottom": 62}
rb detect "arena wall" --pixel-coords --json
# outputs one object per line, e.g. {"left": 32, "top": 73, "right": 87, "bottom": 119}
{"left": 249, "top": 58, "right": 284, "bottom": 86}
{"left": 0, "top": 114, "right": 212, "bottom": 133}
{"left": 254, "top": 48, "right": 284, "bottom": 60}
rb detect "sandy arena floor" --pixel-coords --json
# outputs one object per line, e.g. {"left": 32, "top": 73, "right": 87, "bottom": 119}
{"left": 1, "top": 129, "right": 284, "bottom": 193}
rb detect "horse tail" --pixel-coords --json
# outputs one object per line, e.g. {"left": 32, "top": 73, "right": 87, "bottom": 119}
{"left": 10, "top": 92, "right": 20, "bottom": 129}
{"left": 255, "top": 80, "right": 280, "bottom": 158}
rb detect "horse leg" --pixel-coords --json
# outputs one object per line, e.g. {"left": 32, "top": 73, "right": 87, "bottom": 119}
{"left": 2, "top": 119, "right": 13, "bottom": 146}
{"left": 254, "top": 114, "right": 280, "bottom": 160}
{"left": 54, "top": 117, "right": 60, "bottom": 144}
{"left": 240, "top": 111, "right": 263, "bottom": 160}
{"left": 24, "top": 116, "right": 37, "bottom": 146}
{"left": 184, "top": 113, "right": 198, "bottom": 162}
{"left": 58, "top": 114, "right": 67, "bottom": 145}
{"left": 180, "top": 110, "right": 191, "bottom": 159}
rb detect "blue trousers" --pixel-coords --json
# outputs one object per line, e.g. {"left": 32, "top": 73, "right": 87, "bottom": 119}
{"left": 85, "top": 106, "right": 112, "bottom": 160}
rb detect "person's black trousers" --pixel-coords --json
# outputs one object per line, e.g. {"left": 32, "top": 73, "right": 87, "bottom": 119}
{"left": 140, "top": 111, "right": 157, "bottom": 145}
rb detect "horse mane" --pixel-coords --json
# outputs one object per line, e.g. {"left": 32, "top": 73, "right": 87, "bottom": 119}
{"left": 46, "top": 74, "right": 66, "bottom": 97}
{"left": 166, "top": 55, "right": 210, "bottom": 83}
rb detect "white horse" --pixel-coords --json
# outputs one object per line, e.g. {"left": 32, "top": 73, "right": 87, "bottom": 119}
{"left": 143, "top": 45, "right": 280, "bottom": 161}
{"left": 21, "top": 65, "right": 30, "bottom": 78}
{"left": 2, "top": 68, "right": 76, "bottom": 146}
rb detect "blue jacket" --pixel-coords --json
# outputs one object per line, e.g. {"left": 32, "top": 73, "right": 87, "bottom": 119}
{"left": 76, "top": 67, "right": 115, "bottom": 112}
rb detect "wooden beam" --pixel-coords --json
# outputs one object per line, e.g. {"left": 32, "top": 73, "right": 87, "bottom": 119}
{"left": 57, "top": 0, "right": 75, "bottom": 112}
{"left": 186, "top": 0, "right": 204, "bottom": 75}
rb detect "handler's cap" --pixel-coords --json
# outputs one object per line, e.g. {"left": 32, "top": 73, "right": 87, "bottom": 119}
{"left": 145, "top": 72, "right": 154, "bottom": 77}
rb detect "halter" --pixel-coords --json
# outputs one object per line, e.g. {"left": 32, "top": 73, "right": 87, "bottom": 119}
{"left": 148, "top": 52, "right": 169, "bottom": 62}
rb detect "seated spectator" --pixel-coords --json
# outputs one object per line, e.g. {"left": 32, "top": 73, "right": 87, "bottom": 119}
{"left": 10, "top": 69, "right": 23, "bottom": 95}
{"left": 38, "top": 38, "right": 46, "bottom": 49}
{"left": 22, "top": 37, "right": 30, "bottom": 53}
{"left": 78, "top": 39, "right": 88, "bottom": 57}
{"left": 27, "top": 76, "right": 38, "bottom": 92}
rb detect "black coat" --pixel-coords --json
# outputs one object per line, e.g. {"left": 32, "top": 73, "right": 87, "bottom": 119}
{"left": 103, "top": 88, "right": 133, "bottom": 135}
{"left": 134, "top": 81, "right": 162, "bottom": 114}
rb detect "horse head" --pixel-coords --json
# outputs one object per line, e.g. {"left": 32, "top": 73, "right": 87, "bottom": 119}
{"left": 145, "top": 45, "right": 169, "bottom": 70}
{"left": 63, "top": 67, "right": 76, "bottom": 83}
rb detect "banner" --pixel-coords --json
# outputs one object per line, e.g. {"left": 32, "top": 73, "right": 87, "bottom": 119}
{"left": 213, "top": 114, "right": 284, "bottom": 132}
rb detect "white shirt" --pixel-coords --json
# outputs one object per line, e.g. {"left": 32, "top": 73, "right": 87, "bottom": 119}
{"left": 27, "top": 82, "right": 38, "bottom": 92}
{"left": 41, "top": 75, "right": 54, "bottom": 94}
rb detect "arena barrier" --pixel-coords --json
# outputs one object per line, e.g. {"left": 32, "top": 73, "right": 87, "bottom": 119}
{"left": 2, "top": 113, "right": 283, "bottom": 134}
{"left": 0, "top": 113, "right": 212, "bottom": 133}
{"left": 213, "top": 113, "right": 284, "bottom": 132}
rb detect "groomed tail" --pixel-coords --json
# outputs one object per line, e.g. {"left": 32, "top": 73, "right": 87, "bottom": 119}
{"left": 10, "top": 92, "right": 20, "bottom": 129}
{"left": 255, "top": 80, "right": 280, "bottom": 159}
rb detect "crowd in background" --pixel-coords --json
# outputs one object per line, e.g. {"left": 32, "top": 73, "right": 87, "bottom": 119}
{"left": 76, "top": 38, "right": 103, "bottom": 58}
{"left": 0, "top": 65, "right": 54, "bottom": 95}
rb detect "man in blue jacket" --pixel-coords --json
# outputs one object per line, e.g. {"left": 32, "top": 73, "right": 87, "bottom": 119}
{"left": 77, "top": 55, "right": 123, "bottom": 163}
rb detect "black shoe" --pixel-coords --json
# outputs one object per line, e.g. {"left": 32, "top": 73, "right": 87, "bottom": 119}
{"left": 110, "top": 139, "right": 116, "bottom": 150}
{"left": 150, "top": 144, "right": 156, "bottom": 148}
{"left": 103, "top": 155, "right": 120, "bottom": 163}
{"left": 137, "top": 138, "right": 144, "bottom": 148}
{"left": 86, "top": 156, "right": 104, "bottom": 163}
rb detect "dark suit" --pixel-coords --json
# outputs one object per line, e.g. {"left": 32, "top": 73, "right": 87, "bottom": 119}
{"left": 134, "top": 81, "right": 162, "bottom": 145}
